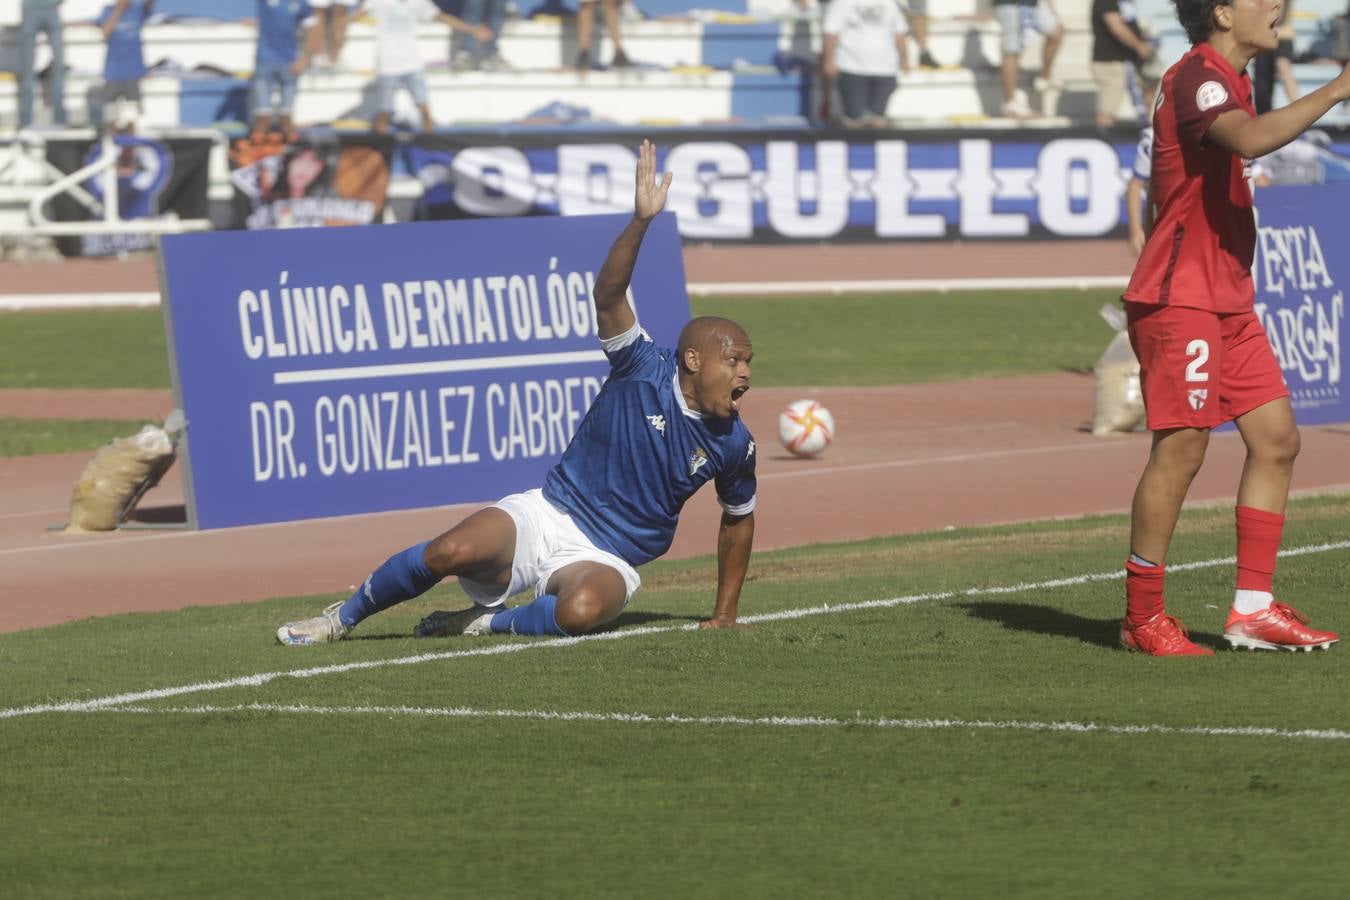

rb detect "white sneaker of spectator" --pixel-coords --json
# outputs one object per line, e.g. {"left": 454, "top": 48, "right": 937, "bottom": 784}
{"left": 1001, "top": 89, "right": 1034, "bottom": 119}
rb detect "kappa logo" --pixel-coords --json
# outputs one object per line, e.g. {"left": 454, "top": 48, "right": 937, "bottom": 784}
{"left": 647, "top": 414, "right": 666, "bottom": 435}
{"left": 1195, "top": 81, "right": 1228, "bottom": 112}
{"left": 688, "top": 448, "right": 709, "bottom": 476}
{"left": 1188, "top": 388, "right": 1209, "bottom": 410}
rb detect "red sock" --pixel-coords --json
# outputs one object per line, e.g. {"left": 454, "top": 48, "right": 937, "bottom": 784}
{"left": 1236, "top": 505, "right": 1284, "bottom": 593}
{"left": 1125, "top": 556, "right": 1165, "bottom": 625}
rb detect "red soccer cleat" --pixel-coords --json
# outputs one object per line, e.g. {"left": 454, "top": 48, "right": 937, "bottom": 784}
{"left": 1120, "top": 613, "right": 1214, "bottom": 656}
{"left": 1223, "top": 602, "right": 1339, "bottom": 652}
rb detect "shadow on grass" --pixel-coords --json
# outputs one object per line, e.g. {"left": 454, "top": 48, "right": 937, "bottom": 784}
{"left": 959, "top": 601, "right": 1224, "bottom": 651}
{"left": 347, "top": 609, "right": 701, "bottom": 642}
{"left": 607, "top": 610, "right": 703, "bottom": 630}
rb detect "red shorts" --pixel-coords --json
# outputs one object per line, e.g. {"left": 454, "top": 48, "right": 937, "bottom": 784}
{"left": 1125, "top": 302, "right": 1288, "bottom": 430}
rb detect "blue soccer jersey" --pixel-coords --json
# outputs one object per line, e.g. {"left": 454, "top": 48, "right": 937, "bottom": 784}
{"left": 256, "top": 0, "right": 312, "bottom": 66}
{"left": 543, "top": 322, "right": 757, "bottom": 566}
{"left": 98, "top": 2, "right": 148, "bottom": 83}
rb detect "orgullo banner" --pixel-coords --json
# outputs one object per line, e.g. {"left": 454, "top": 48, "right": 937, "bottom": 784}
{"left": 399, "top": 128, "right": 1350, "bottom": 243}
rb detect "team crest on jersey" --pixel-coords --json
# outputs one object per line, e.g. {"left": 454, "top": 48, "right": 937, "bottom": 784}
{"left": 1195, "top": 81, "right": 1228, "bottom": 112}
{"left": 1188, "top": 388, "right": 1209, "bottom": 411}
{"left": 647, "top": 414, "right": 666, "bottom": 435}
{"left": 688, "top": 448, "right": 709, "bottom": 476}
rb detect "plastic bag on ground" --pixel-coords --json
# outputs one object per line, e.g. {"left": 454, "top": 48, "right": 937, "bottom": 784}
{"left": 1092, "top": 304, "right": 1146, "bottom": 436}
{"left": 65, "top": 413, "right": 185, "bottom": 532}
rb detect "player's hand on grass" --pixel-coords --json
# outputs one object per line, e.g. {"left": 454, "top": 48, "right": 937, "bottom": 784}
{"left": 634, "top": 139, "right": 671, "bottom": 222}
{"left": 698, "top": 617, "right": 751, "bottom": 630}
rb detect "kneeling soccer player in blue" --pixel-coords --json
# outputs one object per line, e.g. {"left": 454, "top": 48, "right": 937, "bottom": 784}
{"left": 276, "top": 141, "right": 757, "bottom": 644}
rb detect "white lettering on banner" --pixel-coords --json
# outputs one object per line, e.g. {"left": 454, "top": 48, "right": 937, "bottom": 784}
{"left": 955, "top": 140, "right": 1027, "bottom": 236}
{"left": 452, "top": 147, "right": 535, "bottom": 216}
{"left": 437, "top": 138, "right": 1133, "bottom": 239}
{"left": 1256, "top": 224, "right": 1332, "bottom": 298}
{"left": 1256, "top": 294, "right": 1343, "bottom": 389}
{"left": 238, "top": 273, "right": 378, "bottom": 360}
{"left": 873, "top": 141, "right": 945, "bottom": 237}
{"left": 295, "top": 377, "right": 603, "bottom": 480}
{"left": 1034, "top": 140, "right": 1122, "bottom": 236}
{"left": 250, "top": 400, "right": 304, "bottom": 481}
{"left": 486, "top": 376, "right": 603, "bottom": 461}
{"left": 763, "top": 141, "right": 852, "bottom": 238}
{"left": 375, "top": 266, "right": 599, "bottom": 353}
{"left": 312, "top": 387, "right": 481, "bottom": 476}
{"left": 664, "top": 143, "right": 754, "bottom": 239}
{"left": 1253, "top": 218, "right": 1343, "bottom": 397}
{"left": 556, "top": 144, "right": 635, "bottom": 216}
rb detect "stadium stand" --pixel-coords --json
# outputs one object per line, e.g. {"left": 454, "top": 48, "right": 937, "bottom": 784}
{"left": 0, "top": 0, "right": 1104, "bottom": 129}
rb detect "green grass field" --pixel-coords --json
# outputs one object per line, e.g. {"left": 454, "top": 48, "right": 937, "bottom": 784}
{"left": 0, "top": 417, "right": 151, "bottom": 458}
{"left": 3, "top": 496, "right": 1349, "bottom": 898}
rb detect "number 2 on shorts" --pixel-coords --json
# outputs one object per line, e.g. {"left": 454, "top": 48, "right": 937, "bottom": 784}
{"left": 1184, "top": 339, "right": 1210, "bottom": 383}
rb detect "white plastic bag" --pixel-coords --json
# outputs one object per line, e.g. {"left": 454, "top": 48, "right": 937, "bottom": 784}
{"left": 65, "top": 412, "right": 185, "bottom": 532}
{"left": 1092, "top": 305, "right": 1146, "bottom": 436}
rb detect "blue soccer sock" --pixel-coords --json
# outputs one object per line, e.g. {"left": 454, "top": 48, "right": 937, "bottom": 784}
{"left": 488, "top": 595, "right": 570, "bottom": 637}
{"left": 338, "top": 541, "right": 440, "bottom": 628}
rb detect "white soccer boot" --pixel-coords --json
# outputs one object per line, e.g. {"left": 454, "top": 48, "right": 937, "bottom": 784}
{"left": 276, "top": 601, "right": 350, "bottom": 646}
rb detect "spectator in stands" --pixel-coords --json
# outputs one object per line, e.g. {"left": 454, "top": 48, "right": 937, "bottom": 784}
{"left": 1091, "top": 0, "right": 1158, "bottom": 128}
{"left": 904, "top": 0, "right": 939, "bottom": 68}
{"left": 250, "top": 0, "right": 315, "bottom": 139}
{"left": 93, "top": 0, "right": 154, "bottom": 133}
{"left": 1253, "top": 1, "right": 1299, "bottom": 113}
{"left": 19, "top": 0, "right": 68, "bottom": 127}
{"left": 992, "top": 0, "right": 1063, "bottom": 118}
{"left": 574, "top": 0, "right": 631, "bottom": 70}
{"left": 821, "top": 0, "right": 911, "bottom": 127}
{"left": 308, "top": 0, "right": 356, "bottom": 70}
{"left": 456, "top": 0, "right": 511, "bottom": 70}
{"left": 363, "top": 0, "right": 491, "bottom": 133}
{"left": 1124, "top": 123, "right": 1152, "bottom": 256}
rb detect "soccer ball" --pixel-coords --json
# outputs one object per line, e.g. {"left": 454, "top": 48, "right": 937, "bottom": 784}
{"left": 778, "top": 399, "right": 834, "bottom": 457}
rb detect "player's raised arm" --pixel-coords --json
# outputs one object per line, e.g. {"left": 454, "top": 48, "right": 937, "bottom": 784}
{"left": 699, "top": 510, "right": 755, "bottom": 630}
{"left": 592, "top": 140, "right": 672, "bottom": 340}
{"left": 1207, "top": 66, "right": 1350, "bottom": 159}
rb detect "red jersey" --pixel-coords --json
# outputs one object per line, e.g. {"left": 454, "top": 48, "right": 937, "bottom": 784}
{"left": 1124, "top": 43, "right": 1257, "bottom": 313}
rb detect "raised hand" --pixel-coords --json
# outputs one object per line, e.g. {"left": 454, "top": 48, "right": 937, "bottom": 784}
{"left": 634, "top": 139, "right": 672, "bottom": 222}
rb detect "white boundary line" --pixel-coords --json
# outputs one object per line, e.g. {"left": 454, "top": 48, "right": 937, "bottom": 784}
{"left": 3, "top": 538, "right": 1347, "bottom": 722}
{"left": 0, "top": 292, "right": 161, "bottom": 311}
{"left": 0, "top": 276, "right": 1130, "bottom": 313}
{"left": 87, "top": 703, "right": 1350, "bottom": 742}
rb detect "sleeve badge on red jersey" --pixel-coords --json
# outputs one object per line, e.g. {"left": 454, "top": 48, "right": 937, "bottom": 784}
{"left": 1195, "top": 81, "right": 1228, "bottom": 111}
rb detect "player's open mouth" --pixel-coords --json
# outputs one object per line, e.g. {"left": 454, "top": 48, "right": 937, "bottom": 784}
{"left": 731, "top": 385, "right": 749, "bottom": 411}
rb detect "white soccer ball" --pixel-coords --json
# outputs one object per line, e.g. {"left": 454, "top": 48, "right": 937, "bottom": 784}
{"left": 778, "top": 399, "right": 835, "bottom": 457}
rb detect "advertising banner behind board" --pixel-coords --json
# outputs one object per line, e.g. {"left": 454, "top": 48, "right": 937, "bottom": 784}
{"left": 1252, "top": 185, "right": 1346, "bottom": 426}
{"left": 157, "top": 212, "right": 690, "bottom": 529}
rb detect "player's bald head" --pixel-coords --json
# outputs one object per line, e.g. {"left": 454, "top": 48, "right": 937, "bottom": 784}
{"left": 677, "top": 316, "right": 750, "bottom": 360}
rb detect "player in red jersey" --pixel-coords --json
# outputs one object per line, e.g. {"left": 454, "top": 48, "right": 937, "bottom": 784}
{"left": 1118, "top": 0, "right": 1348, "bottom": 656}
